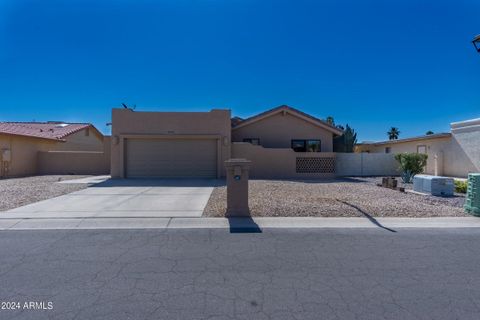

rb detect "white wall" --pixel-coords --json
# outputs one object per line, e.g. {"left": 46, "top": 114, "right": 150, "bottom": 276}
{"left": 448, "top": 118, "right": 480, "bottom": 177}
{"left": 356, "top": 118, "right": 480, "bottom": 178}
{"left": 336, "top": 153, "right": 400, "bottom": 176}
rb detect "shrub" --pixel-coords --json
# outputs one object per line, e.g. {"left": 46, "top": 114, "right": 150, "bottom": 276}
{"left": 454, "top": 180, "right": 468, "bottom": 193}
{"left": 394, "top": 153, "right": 428, "bottom": 183}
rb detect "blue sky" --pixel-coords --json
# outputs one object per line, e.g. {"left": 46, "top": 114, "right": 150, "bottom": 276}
{"left": 0, "top": 0, "right": 479, "bottom": 141}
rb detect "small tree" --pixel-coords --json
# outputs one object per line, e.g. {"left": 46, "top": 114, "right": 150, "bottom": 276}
{"left": 333, "top": 124, "right": 357, "bottom": 153}
{"left": 394, "top": 153, "right": 428, "bottom": 183}
{"left": 425, "top": 130, "right": 434, "bottom": 135}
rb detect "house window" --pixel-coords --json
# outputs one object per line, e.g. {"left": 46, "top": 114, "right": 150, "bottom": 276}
{"left": 307, "top": 140, "right": 321, "bottom": 152}
{"left": 417, "top": 145, "right": 427, "bottom": 154}
{"left": 292, "top": 140, "right": 306, "bottom": 152}
{"left": 291, "top": 139, "right": 321, "bottom": 152}
{"left": 385, "top": 147, "right": 391, "bottom": 154}
{"left": 85, "top": 128, "right": 90, "bottom": 136}
{"left": 243, "top": 138, "right": 260, "bottom": 145}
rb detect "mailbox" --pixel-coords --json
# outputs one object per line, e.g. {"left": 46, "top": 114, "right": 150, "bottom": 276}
{"left": 224, "top": 159, "right": 252, "bottom": 217}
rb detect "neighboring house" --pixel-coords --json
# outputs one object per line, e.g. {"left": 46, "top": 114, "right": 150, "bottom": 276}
{"left": 0, "top": 122, "right": 105, "bottom": 177}
{"left": 110, "top": 105, "right": 344, "bottom": 179}
{"left": 355, "top": 118, "right": 480, "bottom": 178}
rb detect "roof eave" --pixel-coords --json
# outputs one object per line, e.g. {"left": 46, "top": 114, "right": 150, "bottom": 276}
{"left": 0, "top": 132, "right": 67, "bottom": 142}
{"left": 232, "top": 106, "right": 344, "bottom": 135}
{"left": 362, "top": 133, "right": 452, "bottom": 146}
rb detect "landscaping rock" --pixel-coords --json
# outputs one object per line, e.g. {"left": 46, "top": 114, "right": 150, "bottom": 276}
{"left": 0, "top": 175, "right": 89, "bottom": 211}
{"left": 203, "top": 178, "right": 465, "bottom": 217}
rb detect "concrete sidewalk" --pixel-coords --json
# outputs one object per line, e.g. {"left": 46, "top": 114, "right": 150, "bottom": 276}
{"left": 0, "top": 216, "right": 479, "bottom": 230}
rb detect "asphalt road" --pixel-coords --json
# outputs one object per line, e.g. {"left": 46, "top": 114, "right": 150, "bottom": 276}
{"left": 1, "top": 228, "right": 480, "bottom": 320}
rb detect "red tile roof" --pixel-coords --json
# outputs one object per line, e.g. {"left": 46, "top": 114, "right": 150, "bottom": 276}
{"left": 0, "top": 122, "right": 93, "bottom": 141}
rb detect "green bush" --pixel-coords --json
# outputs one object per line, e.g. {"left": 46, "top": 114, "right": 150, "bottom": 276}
{"left": 394, "top": 153, "right": 428, "bottom": 183}
{"left": 454, "top": 180, "right": 468, "bottom": 193}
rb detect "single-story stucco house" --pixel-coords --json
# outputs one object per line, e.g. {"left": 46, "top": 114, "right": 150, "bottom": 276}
{"left": 355, "top": 118, "right": 480, "bottom": 178}
{"left": 0, "top": 122, "right": 107, "bottom": 177}
{"left": 110, "top": 105, "right": 345, "bottom": 179}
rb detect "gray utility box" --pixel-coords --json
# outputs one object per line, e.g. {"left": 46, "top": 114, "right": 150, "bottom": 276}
{"left": 413, "top": 174, "right": 454, "bottom": 196}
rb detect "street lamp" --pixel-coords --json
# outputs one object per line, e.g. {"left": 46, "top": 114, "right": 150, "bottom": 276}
{"left": 473, "top": 35, "right": 480, "bottom": 52}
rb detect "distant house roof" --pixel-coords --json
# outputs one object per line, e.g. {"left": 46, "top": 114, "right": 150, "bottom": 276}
{"left": 0, "top": 122, "right": 98, "bottom": 141}
{"left": 357, "top": 132, "right": 452, "bottom": 146}
{"left": 231, "top": 105, "right": 344, "bottom": 135}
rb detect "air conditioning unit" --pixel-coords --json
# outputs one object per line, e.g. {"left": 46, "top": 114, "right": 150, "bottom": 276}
{"left": 413, "top": 174, "right": 454, "bottom": 196}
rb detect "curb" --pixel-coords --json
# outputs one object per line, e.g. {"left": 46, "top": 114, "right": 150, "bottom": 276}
{"left": 0, "top": 217, "right": 479, "bottom": 230}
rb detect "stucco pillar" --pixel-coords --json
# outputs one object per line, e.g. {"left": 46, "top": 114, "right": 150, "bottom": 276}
{"left": 225, "top": 159, "right": 251, "bottom": 217}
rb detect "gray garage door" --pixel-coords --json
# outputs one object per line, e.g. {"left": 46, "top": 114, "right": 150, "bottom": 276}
{"left": 125, "top": 138, "right": 217, "bottom": 178}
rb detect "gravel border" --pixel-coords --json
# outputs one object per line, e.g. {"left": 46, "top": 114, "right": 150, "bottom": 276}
{"left": 0, "top": 175, "right": 90, "bottom": 211}
{"left": 203, "top": 178, "right": 466, "bottom": 217}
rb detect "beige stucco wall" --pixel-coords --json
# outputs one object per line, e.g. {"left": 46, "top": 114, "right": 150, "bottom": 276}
{"left": 232, "top": 143, "right": 335, "bottom": 179}
{"left": 52, "top": 127, "right": 104, "bottom": 152}
{"left": 37, "top": 151, "right": 110, "bottom": 175}
{"left": 37, "top": 135, "right": 111, "bottom": 175}
{"left": 232, "top": 112, "right": 335, "bottom": 151}
{"left": 232, "top": 143, "right": 398, "bottom": 178}
{"left": 0, "top": 134, "right": 56, "bottom": 177}
{"left": 103, "top": 136, "right": 111, "bottom": 159}
{"left": 0, "top": 126, "right": 106, "bottom": 178}
{"left": 110, "top": 108, "right": 231, "bottom": 178}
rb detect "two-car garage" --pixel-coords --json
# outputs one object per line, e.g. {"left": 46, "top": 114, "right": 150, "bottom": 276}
{"left": 124, "top": 138, "right": 218, "bottom": 178}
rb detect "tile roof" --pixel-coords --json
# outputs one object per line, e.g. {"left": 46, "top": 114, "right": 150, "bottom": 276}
{"left": 0, "top": 122, "right": 93, "bottom": 141}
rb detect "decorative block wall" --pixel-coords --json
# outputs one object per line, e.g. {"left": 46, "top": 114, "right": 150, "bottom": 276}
{"left": 296, "top": 157, "right": 335, "bottom": 173}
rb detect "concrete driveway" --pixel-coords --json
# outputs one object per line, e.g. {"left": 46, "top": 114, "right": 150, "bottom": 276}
{"left": 2, "top": 179, "right": 219, "bottom": 219}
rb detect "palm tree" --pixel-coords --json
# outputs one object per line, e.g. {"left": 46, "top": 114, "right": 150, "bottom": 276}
{"left": 387, "top": 127, "right": 400, "bottom": 140}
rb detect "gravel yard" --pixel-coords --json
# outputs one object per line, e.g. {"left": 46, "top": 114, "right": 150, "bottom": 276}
{"left": 0, "top": 175, "right": 90, "bottom": 211}
{"left": 203, "top": 177, "right": 467, "bottom": 217}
